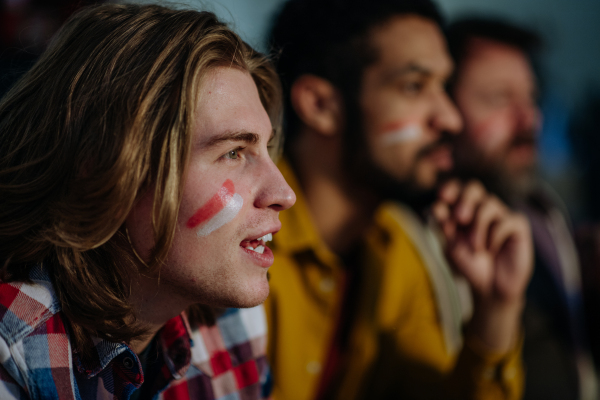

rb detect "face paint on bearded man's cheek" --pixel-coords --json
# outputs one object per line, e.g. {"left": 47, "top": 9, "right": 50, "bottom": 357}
{"left": 186, "top": 179, "right": 244, "bottom": 237}
{"left": 377, "top": 121, "right": 423, "bottom": 146}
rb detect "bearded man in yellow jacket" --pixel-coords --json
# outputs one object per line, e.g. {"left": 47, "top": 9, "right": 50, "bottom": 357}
{"left": 265, "top": 0, "right": 534, "bottom": 399}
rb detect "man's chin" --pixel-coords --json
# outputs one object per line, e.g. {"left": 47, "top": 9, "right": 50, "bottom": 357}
{"left": 506, "top": 169, "right": 537, "bottom": 201}
{"left": 471, "top": 164, "right": 537, "bottom": 204}
{"left": 231, "top": 282, "right": 270, "bottom": 309}
{"left": 378, "top": 176, "right": 440, "bottom": 212}
{"left": 212, "top": 294, "right": 269, "bottom": 309}
{"left": 200, "top": 277, "right": 270, "bottom": 309}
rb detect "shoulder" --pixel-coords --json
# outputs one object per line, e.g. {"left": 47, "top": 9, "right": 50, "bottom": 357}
{"left": 207, "top": 306, "right": 268, "bottom": 359}
{"left": 188, "top": 305, "right": 268, "bottom": 364}
{"left": 0, "top": 267, "right": 61, "bottom": 345}
{"left": 184, "top": 306, "right": 270, "bottom": 399}
{"left": 368, "top": 202, "right": 444, "bottom": 320}
{"left": 370, "top": 202, "right": 426, "bottom": 271}
{"left": 217, "top": 306, "right": 267, "bottom": 338}
{"left": 0, "top": 267, "right": 74, "bottom": 398}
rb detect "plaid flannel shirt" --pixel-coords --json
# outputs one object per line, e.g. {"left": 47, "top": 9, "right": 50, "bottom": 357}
{"left": 0, "top": 265, "right": 272, "bottom": 400}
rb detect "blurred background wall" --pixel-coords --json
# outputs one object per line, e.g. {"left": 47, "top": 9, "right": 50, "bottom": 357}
{"left": 2, "top": 0, "right": 599, "bottom": 220}
{"left": 168, "top": 0, "right": 600, "bottom": 109}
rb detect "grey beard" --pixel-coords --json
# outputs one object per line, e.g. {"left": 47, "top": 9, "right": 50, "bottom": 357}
{"left": 475, "top": 162, "right": 538, "bottom": 205}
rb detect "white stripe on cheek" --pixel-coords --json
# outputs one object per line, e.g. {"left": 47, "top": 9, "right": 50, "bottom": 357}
{"left": 196, "top": 193, "right": 244, "bottom": 237}
{"left": 381, "top": 124, "right": 422, "bottom": 145}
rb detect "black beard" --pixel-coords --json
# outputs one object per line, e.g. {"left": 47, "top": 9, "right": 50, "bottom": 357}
{"left": 380, "top": 177, "right": 440, "bottom": 217}
{"left": 342, "top": 110, "right": 450, "bottom": 215}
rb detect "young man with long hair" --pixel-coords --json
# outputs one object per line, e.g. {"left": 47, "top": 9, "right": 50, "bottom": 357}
{"left": 0, "top": 4, "right": 295, "bottom": 399}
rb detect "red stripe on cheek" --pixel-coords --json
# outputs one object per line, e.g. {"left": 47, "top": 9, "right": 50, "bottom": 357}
{"left": 377, "top": 121, "right": 411, "bottom": 135}
{"left": 186, "top": 179, "right": 235, "bottom": 228}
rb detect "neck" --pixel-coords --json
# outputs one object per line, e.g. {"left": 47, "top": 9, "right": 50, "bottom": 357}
{"left": 292, "top": 130, "right": 379, "bottom": 255}
{"left": 128, "top": 274, "right": 192, "bottom": 354}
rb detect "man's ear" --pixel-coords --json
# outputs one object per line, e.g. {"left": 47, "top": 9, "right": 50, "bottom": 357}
{"left": 290, "top": 74, "right": 344, "bottom": 137}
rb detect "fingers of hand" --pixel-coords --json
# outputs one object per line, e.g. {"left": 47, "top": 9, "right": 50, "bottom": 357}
{"left": 488, "top": 213, "right": 530, "bottom": 256}
{"left": 448, "top": 241, "right": 471, "bottom": 273}
{"left": 447, "top": 241, "right": 492, "bottom": 293}
{"left": 431, "top": 200, "right": 450, "bottom": 224}
{"left": 452, "top": 180, "right": 487, "bottom": 225}
{"left": 438, "top": 179, "right": 462, "bottom": 205}
{"left": 431, "top": 200, "right": 457, "bottom": 241}
{"left": 471, "top": 196, "right": 506, "bottom": 251}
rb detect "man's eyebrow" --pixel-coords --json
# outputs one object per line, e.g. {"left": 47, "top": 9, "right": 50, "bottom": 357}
{"left": 380, "top": 62, "right": 433, "bottom": 84}
{"left": 204, "top": 131, "right": 260, "bottom": 147}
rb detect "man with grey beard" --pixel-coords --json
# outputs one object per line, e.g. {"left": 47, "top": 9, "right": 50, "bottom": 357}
{"left": 448, "top": 17, "right": 598, "bottom": 400}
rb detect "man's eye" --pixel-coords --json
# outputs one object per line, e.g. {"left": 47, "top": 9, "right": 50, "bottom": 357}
{"left": 401, "top": 81, "right": 424, "bottom": 95}
{"left": 481, "top": 92, "right": 510, "bottom": 107}
{"left": 225, "top": 149, "right": 239, "bottom": 159}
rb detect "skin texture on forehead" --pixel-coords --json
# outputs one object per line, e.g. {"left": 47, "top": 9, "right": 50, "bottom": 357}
{"left": 457, "top": 38, "right": 536, "bottom": 99}
{"left": 369, "top": 15, "right": 452, "bottom": 75}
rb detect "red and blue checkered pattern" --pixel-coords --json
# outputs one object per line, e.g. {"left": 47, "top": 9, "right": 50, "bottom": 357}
{"left": 0, "top": 265, "right": 272, "bottom": 400}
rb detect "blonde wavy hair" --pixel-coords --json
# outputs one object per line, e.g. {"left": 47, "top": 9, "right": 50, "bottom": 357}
{"left": 0, "top": 3, "right": 282, "bottom": 357}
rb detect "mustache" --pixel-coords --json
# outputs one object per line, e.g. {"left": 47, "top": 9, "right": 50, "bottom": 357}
{"left": 510, "top": 131, "right": 537, "bottom": 148}
{"left": 416, "top": 131, "right": 454, "bottom": 159}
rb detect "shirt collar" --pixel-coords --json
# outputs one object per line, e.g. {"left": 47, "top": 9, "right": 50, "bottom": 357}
{"left": 74, "top": 313, "right": 193, "bottom": 385}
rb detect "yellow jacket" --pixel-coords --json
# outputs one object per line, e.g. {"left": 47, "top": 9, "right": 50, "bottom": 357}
{"left": 265, "top": 160, "right": 523, "bottom": 400}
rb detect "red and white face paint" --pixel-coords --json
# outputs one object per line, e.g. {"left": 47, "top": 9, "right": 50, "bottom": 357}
{"left": 186, "top": 179, "right": 244, "bottom": 237}
{"left": 378, "top": 121, "right": 422, "bottom": 145}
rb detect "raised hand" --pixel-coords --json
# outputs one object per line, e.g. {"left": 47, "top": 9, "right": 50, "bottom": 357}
{"left": 431, "top": 179, "right": 533, "bottom": 351}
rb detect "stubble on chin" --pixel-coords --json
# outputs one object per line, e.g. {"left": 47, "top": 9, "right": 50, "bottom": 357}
{"left": 497, "top": 163, "right": 537, "bottom": 203}
{"left": 467, "top": 157, "right": 537, "bottom": 205}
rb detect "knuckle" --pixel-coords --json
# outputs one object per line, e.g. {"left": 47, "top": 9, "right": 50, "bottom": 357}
{"left": 490, "top": 196, "right": 508, "bottom": 213}
{"left": 507, "top": 212, "right": 529, "bottom": 229}
{"left": 517, "top": 213, "right": 530, "bottom": 227}
{"left": 467, "top": 179, "right": 485, "bottom": 193}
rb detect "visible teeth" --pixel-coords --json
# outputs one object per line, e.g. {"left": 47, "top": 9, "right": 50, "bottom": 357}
{"left": 243, "top": 244, "right": 264, "bottom": 254}
{"left": 258, "top": 233, "right": 273, "bottom": 242}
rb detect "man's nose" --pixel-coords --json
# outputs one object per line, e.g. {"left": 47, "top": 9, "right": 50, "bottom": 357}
{"left": 514, "top": 101, "right": 540, "bottom": 133}
{"left": 254, "top": 161, "right": 296, "bottom": 211}
{"left": 431, "top": 90, "right": 463, "bottom": 135}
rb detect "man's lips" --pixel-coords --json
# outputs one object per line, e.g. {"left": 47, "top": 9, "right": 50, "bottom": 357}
{"left": 507, "top": 143, "right": 537, "bottom": 166}
{"left": 241, "top": 245, "right": 274, "bottom": 268}
{"left": 240, "top": 229, "right": 277, "bottom": 268}
{"left": 240, "top": 226, "right": 280, "bottom": 258}
{"left": 240, "top": 232, "right": 272, "bottom": 254}
{"left": 423, "top": 145, "right": 453, "bottom": 170}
